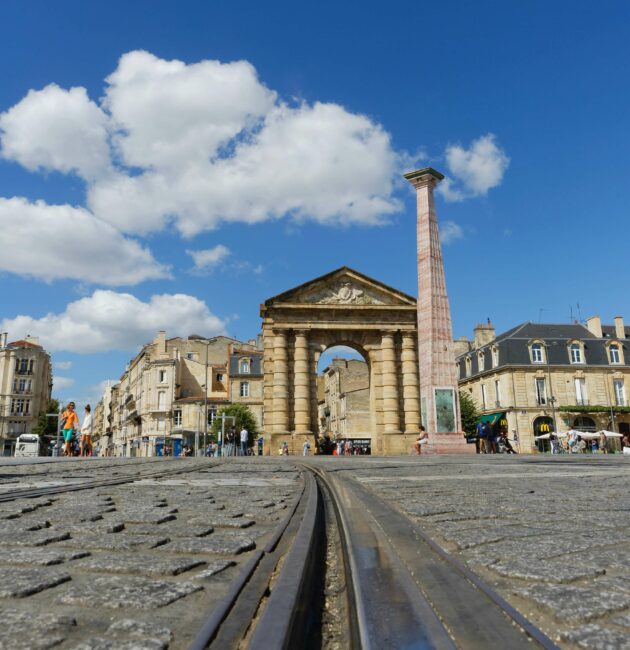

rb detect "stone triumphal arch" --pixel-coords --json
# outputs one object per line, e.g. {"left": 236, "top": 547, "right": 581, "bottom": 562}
{"left": 261, "top": 266, "right": 422, "bottom": 455}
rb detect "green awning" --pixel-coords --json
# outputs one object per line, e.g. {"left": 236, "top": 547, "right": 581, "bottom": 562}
{"left": 477, "top": 412, "right": 506, "bottom": 426}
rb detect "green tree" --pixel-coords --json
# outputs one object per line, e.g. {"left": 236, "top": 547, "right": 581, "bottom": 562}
{"left": 31, "top": 399, "right": 60, "bottom": 439}
{"left": 459, "top": 391, "right": 480, "bottom": 438}
{"left": 211, "top": 403, "right": 258, "bottom": 446}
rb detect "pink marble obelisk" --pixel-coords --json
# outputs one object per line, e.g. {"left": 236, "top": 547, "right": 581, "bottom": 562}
{"left": 404, "top": 168, "right": 471, "bottom": 453}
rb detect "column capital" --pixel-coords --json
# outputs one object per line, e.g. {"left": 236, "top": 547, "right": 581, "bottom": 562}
{"left": 404, "top": 167, "right": 444, "bottom": 190}
{"left": 293, "top": 329, "right": 310, "bottom": 337}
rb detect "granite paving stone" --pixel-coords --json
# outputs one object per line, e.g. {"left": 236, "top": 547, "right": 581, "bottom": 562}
{"left": 69, "top": 638, "right": 166, "bottom": 650}
{"left": 73, "top": 552, "right": 205, "bottom": 576}
{"left": 560, "top": 624, "right": 630, "bottom": 649}
{"left": 51, "top": 521, "right": 125, "bottom": 534}
{"left": 106, "top": 619, "right": 172, "bottom": 644}
{"left": 0, "top": 608, "right": 76, "bottom": 649}
{"left": 0, "top": 547, "right": 89, "bottom": 566}
{"left": 192, "top": 560, "right": 236, "bottom": 580}
{"left": 161, "top": 532, "right": 256, "bottom": 554}
{"left": 125, "top": 522, "right": 214, "bottom": 537}
{"left": 56, "top": 534, "right": 169, "bottom": 550}
{"left": 0, "top": 530, "right": 70, "bottom": 546}
{"left": 488, "top": 558, "right": 606, "bottom": 583}
{"left": 0, "top": 567, "right": 71, "bottom": 597}
{"left": 57, "top": 576, "right": 202, "bottom": 608}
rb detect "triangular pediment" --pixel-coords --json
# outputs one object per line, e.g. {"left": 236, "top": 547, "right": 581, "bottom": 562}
{"left": 265, "top": 267, "right": 416, "bottom": 307}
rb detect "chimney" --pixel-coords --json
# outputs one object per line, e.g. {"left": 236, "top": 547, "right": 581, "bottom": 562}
{"left": 154, "top": 330, "right": 167, "bottom": 354}
{"left": 25, "top": 335, "right": 40, "bottom": 346}
{"left": 0, "top": 333, "right": 7, "bottom": 349}
{"left": 453, "top": 336, "right": 471, "bottom": 357}
{"left": 586, "top": 316, "right": 602, "bottom": 338}
{"left": 473, "top": 320, "right": 496, "bottom": 349}
{"left": 614, "top": 316, "right": 626, "bottom": 339}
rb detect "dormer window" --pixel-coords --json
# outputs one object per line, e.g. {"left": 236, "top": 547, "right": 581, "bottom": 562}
{"left": 531, "top": 342, "right": 544, "bottom": 364}
{"left": 491, "top": 346, "right": 499, "bottom": 368}
{"left": 478, "top": 352, "right": 485, "bottom": 372}
{"left": 609, "top": 343, "right": 621, "bottom": 365}
{"left": 569, "top": 342, "right": 584, "bottom": 364}
{"left": 239, "top": 358, "right": 251, "bottom": 374}
{"left": 465, "top": 357, "right": 472, "bottom": 377}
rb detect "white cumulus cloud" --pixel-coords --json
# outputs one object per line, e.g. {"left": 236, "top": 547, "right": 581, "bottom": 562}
{"left": 187, "top": 245, "right": 231, "bottom": 273}
{"left": 0, "top": 290, "right": 226, "bottom": 353}
{"left": 439, "top": 134, "right": 509, "bottom": 202}
{"left": 0, "top": 197, "right": 169, "bottom": 285}
{"left": 54, "top": 361, "right": 73, "bottom": 370}
{"left": 0, "top": 84, "right": 110, "bottom": 180}
{"left": 53, "top": 376, "right": 75, "bottom": 392}
{"left": 439, "top": 220, "right": 464, "bottom": 244}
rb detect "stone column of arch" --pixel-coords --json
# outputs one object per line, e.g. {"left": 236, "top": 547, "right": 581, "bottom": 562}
{"left": 273, "top": 329, "right": 289, "bottom": 433}
{"left": 381, "top": 331, "right": 401, "bottom": 433}
{"left": 293, "top": 330, "right": 311, "bottom": 433}
{"left": 401, "top": 332, "right": 421, "bottom": 433}
{"left": 368, "top": 346, "right": 383, "bottom": 440}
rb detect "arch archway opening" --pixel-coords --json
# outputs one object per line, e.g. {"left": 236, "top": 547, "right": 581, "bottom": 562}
{"left": 317, "top": 345, "right": 371, "bottom": 454}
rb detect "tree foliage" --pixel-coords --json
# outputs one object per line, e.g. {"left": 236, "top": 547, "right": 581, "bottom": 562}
{"left": 210, "top": 403, "right": 258, "bottom": 445}
{"left": 31, "top": 399, "right": 60, "bottom": 438}
{"left": 459, "top": 391, "right": 480, "bottom": 437}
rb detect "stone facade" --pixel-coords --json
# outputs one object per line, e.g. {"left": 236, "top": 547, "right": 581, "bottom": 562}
{"left": 0, "top": 334, "right": 52, "bottom": 455}
{"left": 103, "top": 332, "right": 262, "bottom": 457}
{"left": 318, "top": 358, "right": 370, "bottom": 438}
{"left": 457, "top": 316, "right": 630, "bottom": 452}
{"left": 260, "top": 266, "right": 422, "bottom": 455}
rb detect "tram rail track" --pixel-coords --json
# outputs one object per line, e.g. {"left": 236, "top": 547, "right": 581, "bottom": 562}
{"left": 194, "top": 461, "right": 561, "bottom": 649}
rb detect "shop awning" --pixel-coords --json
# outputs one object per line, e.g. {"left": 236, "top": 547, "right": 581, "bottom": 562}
{"left": 477, "top": 412, "right": 506, "bottom": 426}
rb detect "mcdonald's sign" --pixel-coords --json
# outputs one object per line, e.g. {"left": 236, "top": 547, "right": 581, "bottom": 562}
{"left": 499, "top": 418, "right": 508, "bottom": 428}
{"left": 539, "top": 423, "right": 551, "bottom": 433}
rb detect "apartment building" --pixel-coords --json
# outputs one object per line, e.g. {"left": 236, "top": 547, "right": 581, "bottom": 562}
{"left": 0, "top": 333, "right": 52, "bottom": 455}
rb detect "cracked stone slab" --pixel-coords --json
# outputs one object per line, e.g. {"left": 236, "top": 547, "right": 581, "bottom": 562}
{"left": 0, "top": 530, "right": 70, "bottom": 546}
{"left": 161, "top": 533, "right": 255, "bottom": 555}
{"left": 513, "top": 581, "right": 630, "bottom": 622}
{"left": 204, "top": 516, "right": 255, "bottom": 529}
{"left": 560, "top": 624, "right": 630, "bottom": 649}
{"left": 0, "top": 607, "right": 76, "bottom": 649}
{"left": 56, "top": 534, "right": 169, "bottom": 550}
{"left": 0, "top": 519, "right": 50, "bottom": 533}
{"left": 73, "top": 553, "right": 205, "bottom": 576}
{"left": 192, "top": 560, "right": 236, "bottom": 580}
{"left": 0, "top": 567, "right": 71, "bottom": 597}
{"left": 57, "top": 576, "right": 202, "bottom": 609}
{"left": 0, "top": 547, "right": 89, "bottom": 566}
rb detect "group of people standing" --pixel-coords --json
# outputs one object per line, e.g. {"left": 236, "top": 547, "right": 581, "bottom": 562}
{"left": 60, "top": 402, "right": 93, "bottom": 457}
{"left": 474, "top": 422, "right": 518, "bottom": 454}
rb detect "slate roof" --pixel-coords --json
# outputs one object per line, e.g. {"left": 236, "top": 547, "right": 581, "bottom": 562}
{"left": 229, "top": 351, "right": 263, "bottom": 376}
{"left": 457, "top": 321, "right": 629, "bottom": 380}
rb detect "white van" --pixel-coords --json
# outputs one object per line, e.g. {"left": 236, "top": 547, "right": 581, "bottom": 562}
{"left": 14, "top": 434, "right": 40, "bottom": 458}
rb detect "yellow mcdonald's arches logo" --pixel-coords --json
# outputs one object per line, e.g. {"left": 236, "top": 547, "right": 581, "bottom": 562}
{"left": 540, "top": 423, "right": 551, "bottom": 432}
{"left": 499, "top": 419, "right": 508, "bottom": 427}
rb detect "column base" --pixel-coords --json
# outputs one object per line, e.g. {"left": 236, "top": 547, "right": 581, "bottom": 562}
{"left": 423, "top": 432, "right": 475, "bottom": 455}
{"left": 268, "top": 432, "right": 316, "bottom": 456}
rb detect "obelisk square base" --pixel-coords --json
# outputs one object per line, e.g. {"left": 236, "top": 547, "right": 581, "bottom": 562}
{"left": 381, "top": 433, "right": 422, "bottom": 456}
{"left": 423, "top": 432, "right": 475, "bottom": 455}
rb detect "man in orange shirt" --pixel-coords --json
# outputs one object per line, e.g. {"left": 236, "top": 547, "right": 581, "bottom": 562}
{"left": 61, "top": 402, "right": 79, "bottom": 457}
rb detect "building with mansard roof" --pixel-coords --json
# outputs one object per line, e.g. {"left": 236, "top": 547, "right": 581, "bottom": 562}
{"left": 456, "top": 316, "right": 630, "bottom": 452}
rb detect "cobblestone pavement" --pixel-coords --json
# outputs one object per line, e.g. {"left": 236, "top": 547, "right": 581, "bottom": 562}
{"left": 0, "top": 458, "right": 300, "bottom": 649}
{"left": 318, "top": 454, "right": 629, "bottom": 650}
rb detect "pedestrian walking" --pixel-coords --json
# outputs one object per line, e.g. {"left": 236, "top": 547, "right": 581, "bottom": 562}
{"left": 303, "top": 439, "right": 311, "bottom": 456}
{"left": 60, "top": 402, "right": 79, "bottom": 457}
{"left": 239, "top": 426, "right": 249, "bottom": 456}
{"left": 282, "top": 441, "right": 289, "bottom": 456}
{"left": 80, "top": 404, "right": 93, "bottom": 457}
{"left": 257, "top": 435, "right": 263, "bottom": 456}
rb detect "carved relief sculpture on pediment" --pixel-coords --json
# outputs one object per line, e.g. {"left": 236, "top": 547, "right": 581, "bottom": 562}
{"left": 301, "top": 281, "right": 387, "bottom": 305}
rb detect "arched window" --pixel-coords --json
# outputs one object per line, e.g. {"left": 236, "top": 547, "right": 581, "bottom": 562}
{"left": 239, "top": 359, "right": 251, "bottom": 374}
{"left": 465, "top": 357, "right": 472, "bottom": 377}
{"left": 573, "top": 416, "right": 596, "bottom": 432}
{"left": 531, "top": 343, "right": 544, "bottom": 364}
{"left": 533, "top": 416, "right": 554, "bottom": 452}
{"left": 478, "top": 352, "right": 485, "bottom": 372}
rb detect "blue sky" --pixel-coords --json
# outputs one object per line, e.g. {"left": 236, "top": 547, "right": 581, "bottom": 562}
{"left": 1, "top": 0, "right": 629, "bottom": 406}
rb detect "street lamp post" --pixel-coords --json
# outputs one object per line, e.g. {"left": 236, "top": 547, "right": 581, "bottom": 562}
{"left": 544, "top": 342, "right": 559, "bottom": 436}
{"left": 604, "top": 372, "right": 616, "bottom": 432}
{"left": 204, "top": 341, "right": 209, "bottom": 456}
